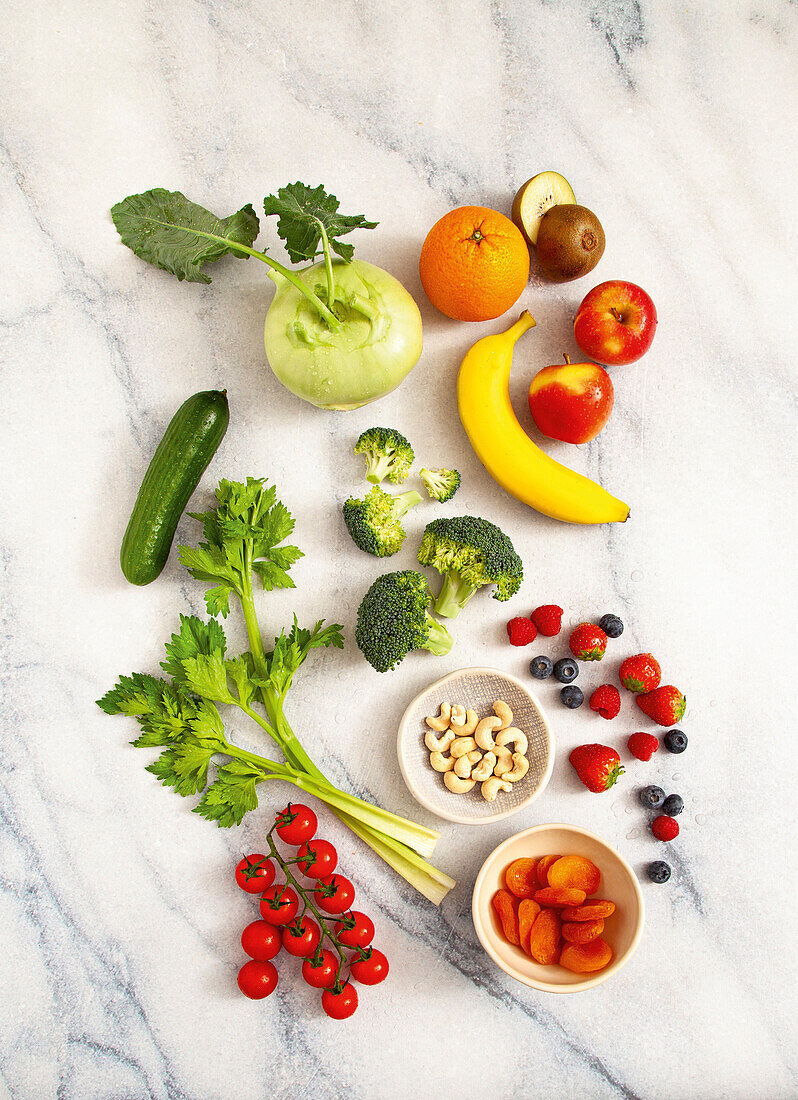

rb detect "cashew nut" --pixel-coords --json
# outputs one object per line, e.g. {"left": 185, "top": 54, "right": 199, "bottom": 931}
{"left": 450, "top": 736, "right": 478, "bottom": 759}
{"left": 503, "top": 752, "right": 530, "bottom": 783}
{"left": 493, "top": 745, "right": 513, "bottom": 776}
{"left": 493, "top": 700, "right": 513, "bottom": 729}
{"left": 471, "top": 751, "right": 497, "bottom": 782}
{"left": 454, "top": 749, "right": 482, "bottom": 778}
{"left": 429, "top": 751, "right": 455, "bottom": 773}
{"left": 450, "top": 704, "right": 467, "bottom": 727}
{"left": 425, "top": 703, "right": 452, "bottom": 731}
{"left": 481, "top": 776, "right": 513, "bottom": 801}
{"left": 459, "top": 708, "right": 479, "bottom": 737}
{"left": 495, "top": 727, "right": 528, "bottom": 755}
{"left": 444, "top": 771, "right": 476, "bottom": 794}
{"left": 475, "top": 715, "right": 502, "bottom": 751}
{"left": 424, "top": 728, "right": 456, "bottom": 753}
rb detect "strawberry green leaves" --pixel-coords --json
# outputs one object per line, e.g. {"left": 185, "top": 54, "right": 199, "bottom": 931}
{"left": 263, "top": 183, "right": 377, "bottom": 263}
{"left": 111, "top": 189, "right": 260, "bottom": 283}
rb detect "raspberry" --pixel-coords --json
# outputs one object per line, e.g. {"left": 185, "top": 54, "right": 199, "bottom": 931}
{"left": 589, "top": 685, "right": 621, "bottom": 720}
{"left": 652, "top": 815, "right": 679, "bottom": 842}
{"left": 506, "top": 617, "right": 537, "bottom": 646}
{"left": 531, "top": 604, "right": 563, "bottom": 637}
{"left": 627, "top": 732, "right": 659, "bottom": 761}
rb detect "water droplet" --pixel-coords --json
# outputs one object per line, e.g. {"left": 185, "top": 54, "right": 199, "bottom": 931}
{"left": 631, "top": 569, "right": 644, "bottom": 581}
{"left": 624, "top": 806, "right": 633, "bottom": 814}
{"left": 625, "top": 829, "right": 638, "bottom": 841}
{"left": 695, "top": 813, "right": 707, "bottom": 825}
{"left": 334, "top": 712, "right": 346, "bottom": 725}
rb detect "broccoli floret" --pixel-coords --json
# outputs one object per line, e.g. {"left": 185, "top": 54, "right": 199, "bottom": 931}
{"left": 419, "top": 467, "right": 461, "bottom": 503}
{"left": 342, "top": 486, "right": 422, "bottom": 557}
{"left": 355, "top": 570, "right": 454, "bottom": 672}
{"left": 354, "top": 426, "right": 414, "bottom": 485}
{"left": 417, "top": 515, "right": 523, "bottom": 618}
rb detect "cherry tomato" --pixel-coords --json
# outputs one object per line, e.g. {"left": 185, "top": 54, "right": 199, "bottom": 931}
{"left": 302, "top": 949, "right": 339, "bottom": 989}
{"left": 334, "top": 910, "right": 375, "bottom": 950}
{"left": 241, "top": 920, "right": 282, "bottom": 961}
{"left": 296, "top": 839, "right": 338, "bottom": 879}
{"left": 350, "top": 947, "right": 389, "bottom": 985}
{"left": 275, "top": 802, "right": 318, "bottom": 846}
{"left": 313, "top": 874, "right": 355, "bottom": 915}
{"left": 259, "top": 884, "right": 299, "bottom": 925}
{"left": 237, "top": 959, "right": 278, "bottom": 999}
{"left": 281, "top": 915, "right": 321, "bottom": 958}
{"left": 322, "top": 981, "right": 358, "bottom": 1019}
{"left": 235, "top": 854, "right": 275, "bottom": 894}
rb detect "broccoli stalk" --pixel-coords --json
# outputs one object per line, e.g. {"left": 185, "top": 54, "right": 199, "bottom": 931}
{"left": 354, "top": 426, "right": 414, "bottom": 485}
{"left": 342, "top": 486, "right": 422, "bottom": 557}
{"left": 417, "top": 515, "right": 523, "bottom": 618}
{"left": 419, "top": 467, "right": 461, "bottom": 503}
{"left": 356, "top": 570, "right": 454, "bottom": 672}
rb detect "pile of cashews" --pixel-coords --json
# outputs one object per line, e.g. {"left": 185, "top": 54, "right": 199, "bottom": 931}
{"left": 424, "top": 699, "right": 530, "bottom": 802}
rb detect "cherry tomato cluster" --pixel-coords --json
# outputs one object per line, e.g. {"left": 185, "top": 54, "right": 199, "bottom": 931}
{"left": 235, "top": 803, "right": 389, "bottom": 1019}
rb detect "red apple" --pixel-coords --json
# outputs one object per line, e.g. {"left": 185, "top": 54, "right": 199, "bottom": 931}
{"left": 574, "top": 281, "right": 657, "bottom": 366}
{"left": 528, "top": 356, "right": 614, "bottom": 444}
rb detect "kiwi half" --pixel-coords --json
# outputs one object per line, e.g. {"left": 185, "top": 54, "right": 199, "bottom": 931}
{"left": 535, "top": 204, "right": 605, "bottom": 282}
{"left": 511, "top": 171, "right": 576, "bottom": 246}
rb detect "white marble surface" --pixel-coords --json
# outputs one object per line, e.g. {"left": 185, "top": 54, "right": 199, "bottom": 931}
{"left": 2, "top": 2, "right": 797, "bottom": 1097}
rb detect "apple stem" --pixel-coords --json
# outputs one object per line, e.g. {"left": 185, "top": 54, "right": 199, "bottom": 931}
{"left": 562, "top": 354, "right": 571, "bottom": 364}
{"left": 610, "top": 307, "right": 623, "bottom": 322}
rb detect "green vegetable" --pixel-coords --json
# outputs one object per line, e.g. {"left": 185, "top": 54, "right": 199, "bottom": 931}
{"left": 100, "top": 477, "right": 454, "bottom": 904}
{"left": 419, "top": 467, "right": 461, "bottom": 503}
{"left": 342, "top": 486, "right": 422, "bottom": 557}
{"left": 111, "top": 184, "right": 423, "bottom": 411}
{"left": 355, "top": 570, "right": 454, "bottom": 673}
{"left": 354, "top": 426, "right": 414, "bottom": 485}
{"left": 417, "top": 516, "right": 523, "bottom": 619}
{"left": 120, "top": 390, "right": 229, "bottom": 585}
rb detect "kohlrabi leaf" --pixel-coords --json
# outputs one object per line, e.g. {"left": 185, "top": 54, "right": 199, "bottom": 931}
{"left": 111, "top": 189, "right": 260, "bottom": 283}
{"left": 263, "top": 182, "right": 377, "bottom": 263}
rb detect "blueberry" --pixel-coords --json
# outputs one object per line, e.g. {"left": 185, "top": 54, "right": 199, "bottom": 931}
{"left": 662, "top": 794, "right": 684, "bottom": 816}
{"left": 529, "top": 655, "right": 553, "bottom": 680}
{"left": 599, "top": 614, "right": 624, "bottom": 638}
{"left": 553, "top": 657, "right": 578, "bottom": 684}
{"left": 560, "top": 685, "right": 584, "bottom": 709}
{"left": 647, "top": 860, "right": 671, "bottom": 884}
{"left": 638, "top": 785, "right": 666, "bottom": 810}
{"left": 664, "top": 730, "right": 688, "bottom": 754}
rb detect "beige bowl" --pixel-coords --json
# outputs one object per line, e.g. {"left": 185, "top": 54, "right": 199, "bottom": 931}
{"left": 472, "top": 823, "right": 644, "bottom": 993}
{"left": 396, "top": 667, "right": 554, "bottom": 825}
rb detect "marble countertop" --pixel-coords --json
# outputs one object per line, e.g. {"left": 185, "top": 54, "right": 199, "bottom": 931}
{"left": 2, "top": 2, "right": 797, "bottom": 1097}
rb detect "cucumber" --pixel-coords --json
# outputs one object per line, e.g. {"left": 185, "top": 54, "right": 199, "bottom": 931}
{"left": 120, "top": 389, "right": 229, "bottom": 585}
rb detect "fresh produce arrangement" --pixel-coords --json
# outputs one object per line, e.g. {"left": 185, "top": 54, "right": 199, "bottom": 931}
{"left": 492, "top": 854, "right": 616, "bottom": 973}
{"left": 235, "top": 803, "right": 388, "bottom": 1017}
{"left": 423, "top": 699, "right": 530, "bottom": 801}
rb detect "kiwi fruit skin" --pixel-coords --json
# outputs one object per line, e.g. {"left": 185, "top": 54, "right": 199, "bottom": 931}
{"left": 535, "top": 204, "right": 605, "bottom": 282}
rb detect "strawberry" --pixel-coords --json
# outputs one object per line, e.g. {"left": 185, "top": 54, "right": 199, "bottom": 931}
{"left": 568, "top": 623, "right": 607, "bottom": 662}
{"left": 589, "top": 685, "right": 621, "bottom": 720}
{"left": 636, "top": 686, "right": 686, "bottom": 727}
{"left": 627, "top": 732, "right": 659, "bottom": 761}
{"left": 569, "top": 744, "right": 625, "bottom": 793}
{"left": 531, "top": 604, "right": 563, "bottom": 637}
{"left": 619, "top": 653, "right": 661, "bottom": 694}
{"left": 506, "top": 617, "right": 537, "bottom": 646}
{"left": 652, "top": 815, "right": 679, "bottom": 842}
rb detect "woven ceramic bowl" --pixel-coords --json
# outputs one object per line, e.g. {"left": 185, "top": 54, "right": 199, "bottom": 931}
{"left": 472, "top": 823, "right": 645, "bottom": 993}
{"left": 396, "top": 667, "right": 554, "bottom": 825}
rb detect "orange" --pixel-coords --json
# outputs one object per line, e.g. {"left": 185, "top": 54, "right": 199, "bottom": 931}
{"left": 419, "top": 206, "right": 530, "bottom": 322}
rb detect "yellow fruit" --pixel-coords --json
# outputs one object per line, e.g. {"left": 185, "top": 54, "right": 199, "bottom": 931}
{"left": 457, "top": 312, "right": 630, "bottom": 524}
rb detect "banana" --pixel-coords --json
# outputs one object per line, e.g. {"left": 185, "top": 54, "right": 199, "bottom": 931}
{"left": 457, "top": 311, "right": 630, "bottom": 525}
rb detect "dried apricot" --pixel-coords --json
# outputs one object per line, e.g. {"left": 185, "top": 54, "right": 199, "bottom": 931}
{"left": 533, "top": 886, "right": 587, "bottom": 908}
{"left": 536, "top": 854, "right": 560, "bottom": 887}
{"left": 562, "top": 918, "right": 604, "bottom": 944}
{"left": 518, "top": 898, "right": 541, "bottom": 954}
{"left": 547, "top": 855, "right": 601, "bottom": 895}
{"left": 504, "top": 858, "right": 539, "bottom": 899}
{"left": 560, "top": 937, "right": 613, "bottom": 973}
{"left": 561, "top": 899, "right": 616, "bottom": 922}
{"left": 527, "top": 908, "right": 561, "bottom": 965}
{"left": 491, "top": 889, "right": 520, "bottom": 946}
